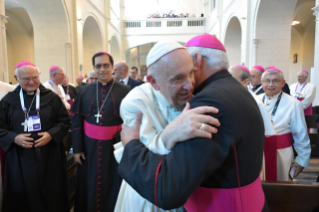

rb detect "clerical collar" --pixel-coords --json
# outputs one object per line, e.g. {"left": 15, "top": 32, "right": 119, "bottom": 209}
{"left": 153, "top": 89, "right": 173, "bottom": 108}
{"left": 27, "top": 92, "right": 35, "bottom": 95}
{"left": 265, "top": 91, "right": 281, "bottom": 100}
{"left": 98, "top": 79, "right": 114, "bottom": 87}
{"left": 298, "top": 82, "right": 307, "bottom": 87}
{"left": 194, "top": 70, "right": 230, "bottom": 95}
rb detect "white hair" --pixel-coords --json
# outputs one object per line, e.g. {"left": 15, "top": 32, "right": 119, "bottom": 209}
{"left": 88, "top": 70, "right": 97, "bottom": 78}
{"left": 261, "top": 70, "right": 284, "bottom": 80}
{"left": 186, "top": 47, "right": 229, "bottom": 71}
{"left": 147, "top": 54, "right": 171, "bottom": 80}
{"left": 297, "top": 71, "right": 308, "bottom": 77}
{"left": 15, "top": 66, "right": 41, "bottom": 80}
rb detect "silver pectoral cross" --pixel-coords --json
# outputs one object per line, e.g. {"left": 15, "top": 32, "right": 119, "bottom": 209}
{"left": 95, "top": 112, "right": 102, "bottom": 123}
{"left": 22, "top": 119, "right": 28, "bottom": 132}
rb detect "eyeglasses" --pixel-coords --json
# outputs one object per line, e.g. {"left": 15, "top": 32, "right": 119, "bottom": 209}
{"left": 20, "top": 76, "right": 39, "bottom": 83}
{"left": 55, "top": 73, "right": 65, "bottom": 77}
{"left": 94, "top": 63, "right": 111, "bottom": 70}
{"left": 89, "top": 77, "right": 98, "bottom": 80}
{"left": 262, "top": 79, "right": 282, "bottom": 85}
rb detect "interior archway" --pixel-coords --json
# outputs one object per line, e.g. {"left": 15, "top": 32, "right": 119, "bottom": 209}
{"left": 83, "top": 16, "right": 103, "bottom": 76}
{"left": 224, "top": 17, "right": 242, "bottom": 67}
{"left": 5, "top": 6, "right": 34, "bottom": 84}
{"left": 110, "top": 36, "right": 121, "bottom": 64}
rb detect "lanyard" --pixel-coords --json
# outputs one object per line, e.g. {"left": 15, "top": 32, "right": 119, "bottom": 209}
{"left": 295, "top": 82, "right": 307, "bottom": 93}
{"left": 19, "top": 88, "right": 40, "bottom": 117}
{"left": 262, "top": 92, "right": 283, "bottom": 117}
{"left": 48, "top": 80, "right": 61, "bottom": 95}
{"left": 254, "top": 86, "right": 262, "bottom": 94}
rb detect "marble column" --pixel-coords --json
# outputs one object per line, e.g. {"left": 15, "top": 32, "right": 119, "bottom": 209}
{"left": 0, "top": 0, "right": 9, "bottom": 82}
{"left": 312, "top": 2, "right": 319, "bottom": 106}
{"left": 252, "top": 39, "right": 259, "bottom": 66}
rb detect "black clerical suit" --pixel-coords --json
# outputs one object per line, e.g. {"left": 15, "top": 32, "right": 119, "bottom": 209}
{"left": 71, "top": 80, "right": 130, "bottom": 212}
{"left": 0, "top": 84, "right": 71, "bottom": 212}
{"left": 253, "top": 84, "right": 265, "bottom": 95}
{"left": 118, "top": 70, "right": 268, "bottom": 212}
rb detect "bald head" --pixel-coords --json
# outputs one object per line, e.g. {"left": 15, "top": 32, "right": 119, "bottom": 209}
{"left": 229, "top": 66, "right": 250, "bottom": 88}
{"left": 250, "top": 68, "right": 263, "bottom": 87}
{"left": 114, "top": 61, "right": 129, "bottom": 80}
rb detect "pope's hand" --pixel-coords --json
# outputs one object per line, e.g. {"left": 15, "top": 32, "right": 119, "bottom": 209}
{"left": 161, "top": 102, "right": 220, "bottom": 151}
{"left": 74, "top": 153, "right": 86, "bottom": 165}
{"left": 34, "top": 132, "right": 52, "bottom": 148}
{"left": 290, "top": 162, "right": 304, "bottom": 177}
{"left": 121, "top": 113, "right": 143, "bottom": 147}
{"left": 14, "top": 133, "right": 34, "bottom": 148}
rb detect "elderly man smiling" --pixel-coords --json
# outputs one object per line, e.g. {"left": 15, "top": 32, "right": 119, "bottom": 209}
{"left": 0, "top": 61, "right": 71, "bottom": 212}
{"left": 259, "top": 68, "right": 311, "bottom": 181}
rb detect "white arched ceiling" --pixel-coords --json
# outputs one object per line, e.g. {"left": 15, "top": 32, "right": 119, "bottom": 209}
{"left": 5, "top": 7, "right": 34, "bottom": 84}
{"left": 5, "top": 0, "right": 70, "bottom": 82}
{"left": 224, "top": 16, "right": 242, "bottom": 67}
{"left": 83, "top": 16, "right": 103, "bottom": 75}
{"left": 255, "top": 0, "right": 298, "bottom": 82}
{"left": 289, "top": 0, "right": 315, "bottom": 84}
{"left": 110, "top": 35, "right": 121, "bottom": 63}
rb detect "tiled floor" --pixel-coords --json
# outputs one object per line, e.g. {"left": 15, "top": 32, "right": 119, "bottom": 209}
{"left": 294, "top": 158, "right": 319, "bottom": 182}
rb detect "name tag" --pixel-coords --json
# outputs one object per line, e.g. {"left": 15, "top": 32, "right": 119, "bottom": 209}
{"left": 65, "top": 94, "right": 71, "bottom": 100}
{"left": 27, "top": 115, "right": 41, "bottom": 132}
{"left": 293, "top": 92, "right": 300, "bottom": 99}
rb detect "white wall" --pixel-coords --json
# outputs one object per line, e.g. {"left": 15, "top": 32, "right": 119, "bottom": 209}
{"left": 224, "top": 17, "right": 242, "bottom": 66}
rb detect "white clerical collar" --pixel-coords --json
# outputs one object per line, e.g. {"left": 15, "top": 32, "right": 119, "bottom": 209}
{"left": 265, "top": 92, "right": 281, "bottom": 100}
{"left": 298, "top": 82, "right": 307, "bottom": 87}
{"left": 49, "top": 79, "right": 57, "bottom": 86}
{"left": 27, "top": 91, "right": 35, "bottom": 95}
{"left": 121, "top": 75, "right": 129, "bottom": 85}
{"left": 153, "top": 89, "right": 174, "bottom": 108}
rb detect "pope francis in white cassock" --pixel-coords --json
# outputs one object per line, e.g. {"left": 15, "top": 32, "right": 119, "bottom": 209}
{"left": 114, "top": 41, "right": 189, "bottom": 212}
{"left": 289, "top": 70, "right": 316, "bottom": 115}
{"left": 259, "top": 68, "right": 311, "bottom": 181}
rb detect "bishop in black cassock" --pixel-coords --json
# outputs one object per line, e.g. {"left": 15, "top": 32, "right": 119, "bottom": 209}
{"left": 0, "top": 62, "right": 71, "bottom": 212}
{"left": 118, "top": 35, "right": 268, "bottom": 212}
{"left": 71, "top": 51, "right": 130, "bottom": 212}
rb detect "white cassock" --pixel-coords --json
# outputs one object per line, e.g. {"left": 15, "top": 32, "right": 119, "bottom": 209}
{"left": 249, "top": 90, "right": 276, "bottom": 180}
{"left": 114, "top": 83, "right": 183, "bottom": 212}
{"left": 0, "top": 81, "right": 15, "bottom": 212}
{"left": 290, "top": 82, "right": 316, "bottom": 115}
{"left": 43, "top": 80, "right": 70, "bottom": 110}
{"left": 259, "top": 92, "right": 311, "bottom": 181}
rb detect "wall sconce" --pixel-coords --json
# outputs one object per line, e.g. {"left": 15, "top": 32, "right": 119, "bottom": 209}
{"left": 291, "top": 20, "right": 300, "bottom": 26}
{"left": 78, "top": 19, "right": 84, "bottom": 24}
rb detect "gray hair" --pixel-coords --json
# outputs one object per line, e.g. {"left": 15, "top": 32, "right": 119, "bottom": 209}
{"left": 15, "top": 66, "right": 41, "bottom": 80}
{"left": 186, "top": 47, "right": 229, "bottom": 71}
{"left": 88, "top": 70, "right": 97, "bottom": 78}
{"left": 240, "top": 69, "right": 250, "bottom": 81}
{"left": 261, "top": 70, "right": 284, "bottom": 80}
{"left": 147, "top": 54, "right": 172, "bottom": 80}
{"left": 50, "top": 67, "right": 64, "bottom": 77}
{"left": 297, "top": 71, "right": 308, "bottom": 77}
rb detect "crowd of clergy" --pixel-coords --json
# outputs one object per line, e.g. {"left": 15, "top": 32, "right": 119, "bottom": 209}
{"left": 0, "top": 33, "right": 316, "bottom": 212}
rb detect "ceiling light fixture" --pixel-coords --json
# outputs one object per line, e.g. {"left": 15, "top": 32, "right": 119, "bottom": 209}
{"left": 291, "top": 20, "right": 300, "bottom": 25}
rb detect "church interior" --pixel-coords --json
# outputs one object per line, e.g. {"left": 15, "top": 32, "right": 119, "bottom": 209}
{"left": 1, "top": 0, "right": 319, "bottom": 211}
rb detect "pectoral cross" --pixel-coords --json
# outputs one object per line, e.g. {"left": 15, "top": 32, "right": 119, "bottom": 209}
{"left": 21, "top": 119, "right": 28, "bottom": 132}
{"left": 95, "top": 112, "right": 102, "bottom": 123}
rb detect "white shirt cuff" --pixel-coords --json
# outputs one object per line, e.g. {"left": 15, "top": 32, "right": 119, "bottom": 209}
{"left": 158, "top": 136, "right": 170, "bottom": 154}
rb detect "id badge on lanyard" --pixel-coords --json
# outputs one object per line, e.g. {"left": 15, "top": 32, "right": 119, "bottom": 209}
{"left": 20, "top": 88, "right": 41, "bottom": 132}
{"left": 65, "top": 94, "right": 71, "bottom": 100}
{"left": 27, "top": 115, "right": 41, "bottom": 132}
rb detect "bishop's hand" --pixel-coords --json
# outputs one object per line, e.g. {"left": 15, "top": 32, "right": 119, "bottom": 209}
{"left": 161, "top": 102, "right": 220, "bottom": 151}
{"left": 34, "top": 132, "right": 52, "bottom": 148}
{"left": 75, "top": 153, "right": 86, "bottom": 165}
{"left": 121, "top": 113, "right": 143, "bottom": 147}
{"left": 290, "top": 162, "right": 304, "bottom": 177}
{"left": 14, "top": 133, "right": 34, "bottom": 148}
